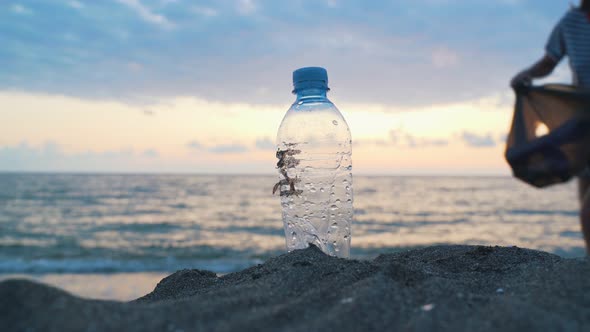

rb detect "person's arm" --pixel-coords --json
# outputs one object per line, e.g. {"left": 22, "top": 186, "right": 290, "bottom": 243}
{"left": 510, "top": 54, "right": 559, "bottom": 89}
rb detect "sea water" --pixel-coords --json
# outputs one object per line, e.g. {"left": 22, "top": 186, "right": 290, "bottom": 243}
{"left": 0, "top": 173, "right": 584, "bottom": 277}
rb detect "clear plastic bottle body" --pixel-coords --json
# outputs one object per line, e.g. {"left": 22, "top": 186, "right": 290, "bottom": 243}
{"left": 276, "top": 87, "right": 353, "bottom": 258}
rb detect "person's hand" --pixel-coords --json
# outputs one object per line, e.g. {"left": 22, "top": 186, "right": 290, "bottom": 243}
{"left": 510, "top": 70, "right": 532, "bottom": 90}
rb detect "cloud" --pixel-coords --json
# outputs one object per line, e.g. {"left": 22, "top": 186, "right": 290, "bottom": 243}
{"left": 187, "top": 140, "right": 252, "bottom": 153}
{"left": 67, "top": 1, "right": 83, "bottom": 10}
{"left": 326, "top": 0, "right": 338, "bottom": 8}
{"left": 142, "top": 148, "right": 159, "bottom": 157}
{"left": 255, "top": 137, "right": 275, "bottom": 150}
{"left": 352, "top": 139, "right": 388, "bottom": 147}
{"left": 352, "top": 128, "right": 448, "bottom": 148}
{"left": 0, "top": 141, "right": 278, "bottom": 173}
{"left": 406, "top": 136, "right": 449, "bottom": 148}
{"left": 431, "top": 47, "right": 459, "bottom": 69}
{"left": 192, "top": 6, "right": 218, "bottom": 17}
{"left": 460, "top": 131, "right": 497, "bottom": 148}
{"left": 0, "top": 1, "right": 572, "bottom": 106}
{"left": 208, "top": 144, "right": 248, "bottom": 154}
{"left": 352, "top": 127, "right": 507, "bottom": 149}
{"left": 389, "top": 128, "right": 449, "bottom": 148}
{"left": 187, "top": 140, "right": 203, "bottom": 150}
{"left": 236, "top": 0, "right": 256, "bottom": 15}
{"left": 115, "top": 0, "right": 174, "bottom": 28}
{"left": 11, "top": 4, "right": 32, "bottom": 15}
{"left": 0, "top": 142, "right": 151, "bottom": 171}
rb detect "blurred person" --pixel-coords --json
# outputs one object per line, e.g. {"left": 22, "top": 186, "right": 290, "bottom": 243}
{"left": 511, "top": 0, "right": 590, "bottom": 253}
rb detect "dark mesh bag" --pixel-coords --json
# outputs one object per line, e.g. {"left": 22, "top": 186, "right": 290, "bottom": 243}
{"left": 505, "top": 84, "right": 590, "bottom": 188}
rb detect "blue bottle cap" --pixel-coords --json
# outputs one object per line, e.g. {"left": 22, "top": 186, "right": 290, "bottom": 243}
{"left": 292, "top": 67, "right": 329, "bottom": 93}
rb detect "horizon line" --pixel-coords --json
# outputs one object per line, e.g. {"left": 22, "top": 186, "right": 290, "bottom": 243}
{"left": 0, "top": 170, "right": 512, "bottom": 178}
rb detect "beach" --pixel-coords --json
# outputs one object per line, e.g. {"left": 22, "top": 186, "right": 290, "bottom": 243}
{"left": 2, "top": 244, "right": 589, "bottom": 331}
{"left": 3, "top": 1, "right": 589, "bottom": 331}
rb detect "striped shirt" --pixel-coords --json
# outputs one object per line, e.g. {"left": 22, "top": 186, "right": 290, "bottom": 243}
{"left": 546, "top": 8, "right": 590, "bottom": 87}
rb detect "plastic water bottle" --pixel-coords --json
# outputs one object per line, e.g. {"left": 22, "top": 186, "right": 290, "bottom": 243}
{"left": 274, "top": 67, "right": 353, "bottom": 258}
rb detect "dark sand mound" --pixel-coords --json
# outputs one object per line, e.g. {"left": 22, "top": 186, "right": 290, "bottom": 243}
{"left": 1, "top": 245, "right": 589, "bottom": 331}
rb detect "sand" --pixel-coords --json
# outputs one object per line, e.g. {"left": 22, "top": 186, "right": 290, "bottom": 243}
{"left": 1, "top": 245, "right": 589, "bottom": 331}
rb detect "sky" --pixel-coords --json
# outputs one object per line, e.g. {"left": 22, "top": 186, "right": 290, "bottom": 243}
{"left": 0, "top": 0, "right": 578, "bottom": 175}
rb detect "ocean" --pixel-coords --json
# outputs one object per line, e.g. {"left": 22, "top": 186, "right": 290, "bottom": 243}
{"left": 0, "top": 173, "right": 584, "bottom": 300}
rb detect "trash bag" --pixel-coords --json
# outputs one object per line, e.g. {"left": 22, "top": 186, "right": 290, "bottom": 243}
{"left": 505, "top": 84, "right": 590, "bottom": 188}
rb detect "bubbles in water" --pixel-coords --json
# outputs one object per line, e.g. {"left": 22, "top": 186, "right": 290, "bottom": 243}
{"left": 277, "top": 121, "right": 353, "bottom": 258}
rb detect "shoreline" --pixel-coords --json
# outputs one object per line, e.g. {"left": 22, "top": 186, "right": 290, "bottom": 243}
{"left": 0, "top": 272, "right": 168, "bottom": 301}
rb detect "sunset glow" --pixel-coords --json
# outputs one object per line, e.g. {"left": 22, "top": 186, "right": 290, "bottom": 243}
{"left": 0, "top": 0, "right": 574, "bottom": 174}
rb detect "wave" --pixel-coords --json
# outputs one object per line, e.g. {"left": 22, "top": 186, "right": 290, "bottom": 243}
{"left": 0, "top": 257, "right": 263, "bottom": 274}
{"left": 507, "top": 209, "right": 578, "bottom": 217}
